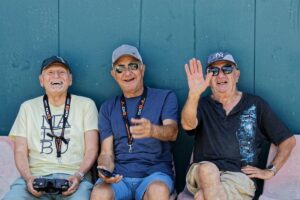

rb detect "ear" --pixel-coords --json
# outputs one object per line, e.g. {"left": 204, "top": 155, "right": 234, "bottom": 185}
{"left": 110, "top": 69, "right": 116, "bottom": 79}
{"left": 141, "top": 64, "right": 145, "bottom": 77}
{"left": 69, "top": 74, "right": 73, "bottom": 86}
{"left": 235, "top": 69, "right": 240, "bottom": 83}
{"left": 39, "top": 74, "right": 44, "bottom": 87}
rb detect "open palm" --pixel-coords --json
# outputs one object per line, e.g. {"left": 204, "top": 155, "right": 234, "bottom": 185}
{"left": 184, "top": 58, "right": 212, "bottom": 96}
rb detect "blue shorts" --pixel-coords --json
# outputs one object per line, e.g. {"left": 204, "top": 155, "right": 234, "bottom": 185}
{"left": 95, "top": 171, "right": 174, "bottom": 200}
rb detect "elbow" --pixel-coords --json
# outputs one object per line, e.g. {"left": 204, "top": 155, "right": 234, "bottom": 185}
{"left": 170, "top": 128, "right": 179, "bottom": 141}
{"left": 280, "top": 135, "right": 297, "bottom": 151}
{"left": 289, "top": 136, "right": 297, "bottom": 149}
{"left": 181, "top": 120, "right": 196, "bottom": 131}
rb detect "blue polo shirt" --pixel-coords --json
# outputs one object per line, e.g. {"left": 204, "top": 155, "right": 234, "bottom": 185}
{"left": 99, "top": 87, "right": 178, "bottom": 178}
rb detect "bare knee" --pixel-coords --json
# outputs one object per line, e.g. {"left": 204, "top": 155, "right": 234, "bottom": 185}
{"left": 144, "top": 181, "right": 170, "bottom": 200}
{"left": 90, "top": 183, "right": 114, "bottom": 200}
{"left": 196, "top": 162, "right": 219, "bottom": 178}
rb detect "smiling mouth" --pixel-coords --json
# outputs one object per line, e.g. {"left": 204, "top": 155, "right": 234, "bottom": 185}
{"left": 217, "top": 81, "right": 228, "bottom": 85}
{"left": 124, "top": 78, "right": 135, "bottom": 82}
{"left": 50, "top": 81, "right": 63, "bottom": 86}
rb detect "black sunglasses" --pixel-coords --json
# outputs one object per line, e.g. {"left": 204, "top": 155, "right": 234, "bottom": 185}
{"left": 207, "top": 65, "right": 237, "bottom": 76}
{"left": 113, "top": 62, "right": 140, "bottom": 74}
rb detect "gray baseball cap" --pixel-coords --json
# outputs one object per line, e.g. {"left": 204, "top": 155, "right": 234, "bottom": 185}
{"left": 112, "top": 44, "right": 143, "bottom": 64}
{"left": 206, "top": 51, "right": 237, "bottom": 68}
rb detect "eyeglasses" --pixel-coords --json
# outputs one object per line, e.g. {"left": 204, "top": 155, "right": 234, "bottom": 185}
{"left": 113, "top": 62, "right": 140, "bottom": 74}
{"left": 207, "top": 65, "right": 237, "bottom": 76}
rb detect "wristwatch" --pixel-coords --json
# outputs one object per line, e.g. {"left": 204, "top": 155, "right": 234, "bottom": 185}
{"left": 266, "top": 164, "right": 277, "bottom": 175}
{"left": 74, "top": 171, "right": 84, "bottom": 181}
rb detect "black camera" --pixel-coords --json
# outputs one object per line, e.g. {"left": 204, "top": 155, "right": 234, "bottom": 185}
{"left": 33, "top": 178, "right": 70, "bottom": 194}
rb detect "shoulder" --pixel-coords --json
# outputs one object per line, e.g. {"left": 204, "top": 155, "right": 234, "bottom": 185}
{"left": 21, "top": 96, "right": 43, "bottom": 108}
{"left": 147, "top": 87, "right": 176, "bottom": 98}
{"left": 242, "top": 93, "right": 269, "bottom": 106}
{"left": 71, "top": 94, "right": 96, "bottom": 105}
{"left": 100, "top": 95, "right": 120, "bottom": 114}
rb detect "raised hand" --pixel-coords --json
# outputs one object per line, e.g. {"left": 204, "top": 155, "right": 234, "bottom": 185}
{"left": 184, "top": 58, "right": 212, "bottom": 97}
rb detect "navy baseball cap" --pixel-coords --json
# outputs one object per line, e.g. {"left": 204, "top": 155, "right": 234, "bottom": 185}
{"left": 206, "top": 51, "right": 237, "bottom": 68}
{"left": 112, "top": 44, "right": 143, "bottom": 65}
{"left": 40, "top": 56, "right": 71, "bottom": 74}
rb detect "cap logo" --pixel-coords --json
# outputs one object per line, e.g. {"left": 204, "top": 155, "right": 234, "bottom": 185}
{"left": 214, "top": 52, "right": 224, "bottom": 59}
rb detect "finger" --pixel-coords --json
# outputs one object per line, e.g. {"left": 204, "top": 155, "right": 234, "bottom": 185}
{"left": 130, "top": 125, "right": 144, "bottom": 134}
{"left": 204, "top": 72, "right": 213, "bottom": 86}
{"left": 115, "top": 175, "right": 123, "bottom": 183}
{"left": 132, "top": 133, "right": 146, "bottom": 139}
{"left": 190, "top": 59, "right": 196, "bottom": 74}
{"left": 98, "top": 172, "right": 107, "bottom": 180}
{"left": 184, "top": 64, "right": 191, "bottom": 78}
{"left": 196, "top": 60, "right": 203, "bottom": 78}
{"left": 131, "top": 118, "right": 142, "bottom": 124}
{"left": 106, "top": 175, "right": 122, "bottom": 184}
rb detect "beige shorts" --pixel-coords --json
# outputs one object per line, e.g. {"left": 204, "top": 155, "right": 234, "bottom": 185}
{"left": 186, "top": 162, "right": 256, "bottom": 200}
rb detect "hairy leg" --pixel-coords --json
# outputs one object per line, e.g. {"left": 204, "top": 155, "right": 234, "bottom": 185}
{"left": 195, "top": 162, "right": 227, "bottom": 200}
{"left": 90, "top": 183, "right": 114, "bottom": 200}
{"left": 143, "top": 181, "right": 170, "bottom": 200}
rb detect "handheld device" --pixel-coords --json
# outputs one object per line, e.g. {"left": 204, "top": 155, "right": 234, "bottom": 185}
{"left": 98, "top": 168, "right": 115, "bottom": 178}
{"left": 33, "top": 178, "right": 70, "bottom": 194}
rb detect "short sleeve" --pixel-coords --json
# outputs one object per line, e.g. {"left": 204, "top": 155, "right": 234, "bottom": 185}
{"left": 98, "top": 101, "right": 113, "bottom": 142}
{"left": 161, "top": 91, "right": 178, "bottom": 122}
{"left": 83, "top": 99, "right": 99, "bottom": 132}
{"left": 9, "top": 103, "right": 27, "bottom": 138}
{"left": 259, "top": 99, "right": 293, "bottom": 145}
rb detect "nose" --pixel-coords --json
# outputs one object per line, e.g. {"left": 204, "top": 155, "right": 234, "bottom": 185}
{"left": 216, "top": 69, "right": 226, "bottom": 78}
{"left": 123, "top": 67, "right": 133, "bottom": 75}
{"left": 53, "top": 72, "right": 60, "bottom": 78}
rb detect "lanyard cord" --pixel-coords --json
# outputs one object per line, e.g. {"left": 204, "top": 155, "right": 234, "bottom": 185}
{"left": 120, "top": 87, "right": 147, "bottom": 152}
{"left": 43, "top": 93, "right": 71, "bottom": 158}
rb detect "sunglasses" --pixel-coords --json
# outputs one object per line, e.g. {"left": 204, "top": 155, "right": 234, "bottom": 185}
{"left": 207, "top": 65, "right": 236, "bottom": 76}
{"left": 113, "top": 62, "right": 140, "bottom": 74}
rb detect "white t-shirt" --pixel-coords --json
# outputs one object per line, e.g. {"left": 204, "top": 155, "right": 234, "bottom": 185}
{"left": 9, "top": 94, "right": 98, "bottom": 176}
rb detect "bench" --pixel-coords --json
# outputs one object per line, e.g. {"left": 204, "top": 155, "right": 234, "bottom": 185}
{"left": 0, "top": 136, "right": 19, "bottom": 199}
{"left": 178, "top": 135, "right": 300, "bottom": 200}
{"left": 259, "top": 135, "right": 300, "bottom": 200}
{"left": 0, "top": 136, "right": 177, "bottom": 199}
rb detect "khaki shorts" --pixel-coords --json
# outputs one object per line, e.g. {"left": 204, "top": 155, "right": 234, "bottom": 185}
{"left": 186, "top": 162, "right": 256, "bottom": 200}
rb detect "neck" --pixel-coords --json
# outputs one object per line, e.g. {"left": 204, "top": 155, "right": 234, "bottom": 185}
{"left": 123, "top": 85, "right": 144, "bottom": 98}
{"left": 46, "top": 92, "right": 68, "bottom": 106}
{"left": 212, "top": 90, "right": 241, "bottom": 106}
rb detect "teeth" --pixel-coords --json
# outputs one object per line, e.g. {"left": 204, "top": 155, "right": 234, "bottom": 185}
{"left": 51, "top": 81, "right": 63, "bottom": 85}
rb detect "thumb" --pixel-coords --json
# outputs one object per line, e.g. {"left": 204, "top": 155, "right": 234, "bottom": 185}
{"left": 204, "top": 73, "right": 213, "bottom": 86}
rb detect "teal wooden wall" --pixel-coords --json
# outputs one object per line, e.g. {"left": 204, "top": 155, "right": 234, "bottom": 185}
{"left": 1, "top": 0, "right": 300, "bottom": 192}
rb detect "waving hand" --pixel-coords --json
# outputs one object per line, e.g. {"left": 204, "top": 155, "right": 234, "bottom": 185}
{"left": 184, "top": 58, "right": 212, "bottom": 97}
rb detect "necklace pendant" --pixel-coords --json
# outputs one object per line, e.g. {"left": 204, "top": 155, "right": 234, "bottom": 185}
{"left": 128, "top": 144, "right": 133, "bottom": 153}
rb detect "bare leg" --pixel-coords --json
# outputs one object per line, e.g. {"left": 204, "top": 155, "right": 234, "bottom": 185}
{"left": 195, "top": 162, "right": 227, "bottom": 200}
{"left": 90, "top": 183, "right": 114, "bottom": 200}
{"left": 143, "top": 181, "right": 169, "bottom": 200}
{"left": 194, "top": 189, "right": 204, "bottom": 200}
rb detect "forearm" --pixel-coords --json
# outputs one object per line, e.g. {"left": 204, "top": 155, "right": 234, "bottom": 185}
{"left": 150, "top": 123, "right": 178, "bottom": 141}
{"left": 271, "top": 136, "right": 296, "bottom": 171}
{"left": 181, "top": 92, "right": 201, "bottom": 130}
{"left": 97, "top": 153, "right": 115, "bottom": 172}
{"left": 14, "top": 137, "right": 32, "bottom": 182}
{"left": 15, "top": 152, "right": 32, "bottom": 182}
{"left": 78, "top": 147, "right": 98, "bottom": 174}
